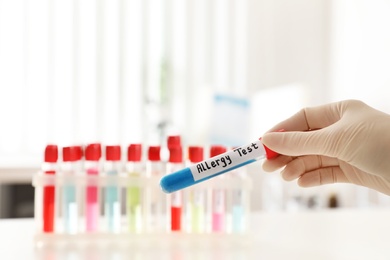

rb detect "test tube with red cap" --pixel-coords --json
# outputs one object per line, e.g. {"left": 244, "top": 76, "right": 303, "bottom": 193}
{"left": 126, "top": 144, "right": 143, "bottom": 233}
{"left": 167, "top": 145, "right": 184, "bottom": 231}
{"left": 228, "top": 162, "right": 249, "bottom": 233}
{"left": 210, "top": 145, "right": 227, "bottom": 233}
{"left": 42, "top": 144, "right": 58, "bottom": 233}
{"left": 85, "top": 143, "right": 101, "bottom": 232}
{"left": 186, "top": 146, "right": 206, "bottom": 233}
{"left": 146, "top": 146, "right": 162, "bottom": 176}
{"left": 104, "top": 145, "right": 122, "bottom": 233}
{"left": 167, "top": 135, "right": 181, "bottom": 148}
{"left": 145, "top": 146, "right": 164, "bottom": 231}
{"left": 61, "top": 145, "right": 83, "bottom": 234}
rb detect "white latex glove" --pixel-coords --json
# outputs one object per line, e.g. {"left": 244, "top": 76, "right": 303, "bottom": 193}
{"left": 262, "top": 100, "right": 390, "bottom": 195}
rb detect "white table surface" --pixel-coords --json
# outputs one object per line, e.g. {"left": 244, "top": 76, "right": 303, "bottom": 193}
{"left": 2, "top": 209, "right": 390, "bottom": 260}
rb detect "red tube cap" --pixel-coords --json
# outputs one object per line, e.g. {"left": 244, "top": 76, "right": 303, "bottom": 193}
{"left": 260, "top": 129, "right": 284, "bottom": 160}
{"left": 85, "top": 143, "right": 102, "bottom": 161}
{"left": 188, "top": 146, "right": 203, "bottom": 163}
{"left": 210, "top": 145, "right": 227, "bottom": 157}
{"left": 148, "top": 146, "right": 161, "bottom": 161}
{"left": 262, "top": 145, "right": 279, "bottom": 160}
{"left": 44, "top": 145, "right": 58, "bottom": 163}
{"left": 74, "top": 145, "right": 83, "bottom": 160}
{"left": 128, "top": 144, "right": 142, "bottom": 162}
{"left": 168, "top": 146, "right": 182, "bottom": 163}
{"left": 167, "top": 135, "right": 181, "bottom": 148}
{"left": 63, "top": 146, "right": 82, "bottom": 162}
{"left": 106, "top": 145, "right": 121, "bottom": 161}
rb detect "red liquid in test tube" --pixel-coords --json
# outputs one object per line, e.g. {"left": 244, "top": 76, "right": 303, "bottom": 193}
{"left": 85, "top": 143, "right": 101, "bottom": 232}
{"left": 167, "top": 135, "right": 183, "bottom": 231}
{"left": 42, "top": 145, "right": 58, "bottom": 233}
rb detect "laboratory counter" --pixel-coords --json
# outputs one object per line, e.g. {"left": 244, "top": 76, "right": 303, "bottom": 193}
{"left": 1, "top": 209, "right": 390, "bottom": 260}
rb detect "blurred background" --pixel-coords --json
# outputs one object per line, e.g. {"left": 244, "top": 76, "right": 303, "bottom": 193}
{"left": 1, "top": 0, "right": 390, "bottom": 218}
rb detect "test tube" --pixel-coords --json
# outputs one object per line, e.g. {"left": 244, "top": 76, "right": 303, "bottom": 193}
{"left": 85, "top": 143, "right": 101, "bottom": 232}
{"left": 210, "top": 145, "right": 227, "bottom": 233}
{"left": 160, "top": 135, "right": 281, "bottom": 193}
{"left": 229, "top": 166, "right": 248, "bottom": 233}
{"left": 145, "top": 146, "right": 164, "bottom": 232}
{"left": 126, "top": 144, "right": 143, "bottom": 233}
{"left": 167, "top": 145, "right": 184, "bottom": 231}
{"left": 104, "top": 145, "right": 122, "bottom": 233}
{"left": 42, "top": 145, "right": 58, "bottom": 233}
{"left": 186, "top": 146, "right": 206, "bottom": 233}
{"left": 61, "top": 146, "right": 83, "bottom": 234}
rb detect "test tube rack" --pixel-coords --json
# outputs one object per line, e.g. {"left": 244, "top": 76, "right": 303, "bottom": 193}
{"left": 32, "top": 172, "right": 253, "bottom": 248}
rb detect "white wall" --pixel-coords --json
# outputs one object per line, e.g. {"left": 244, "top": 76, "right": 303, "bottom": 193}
{"left": 329, "top": 0, "right": 390, "bottom": 112}
{"left": 247, "top": 0, "right": 331, "bottom": 105}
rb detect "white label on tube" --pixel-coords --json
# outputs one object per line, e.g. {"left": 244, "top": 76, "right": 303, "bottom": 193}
{"left": 189, "top": 140, "right": 266, "bottom": 181}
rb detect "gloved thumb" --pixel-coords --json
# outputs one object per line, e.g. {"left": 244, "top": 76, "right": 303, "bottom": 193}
{"left": 262, "top": 129, "right": 335, "bottom": 157}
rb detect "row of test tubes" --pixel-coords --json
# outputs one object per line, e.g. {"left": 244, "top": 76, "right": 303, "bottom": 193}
{"left": 34, "top": 136, "right": 251, "bottom": 236}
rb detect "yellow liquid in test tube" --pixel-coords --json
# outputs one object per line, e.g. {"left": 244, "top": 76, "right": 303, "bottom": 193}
{"left": 127, "top": 184, "right": 141, "bottom": 232}
{"left": 127, "top": 144, "right": 143, "bottom": 233}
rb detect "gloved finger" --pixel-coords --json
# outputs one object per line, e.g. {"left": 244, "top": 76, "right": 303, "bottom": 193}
{"left": 337, "top": 164, "right": 390, "bottom": 195}
{"left": 297, "top": 167, "right": 350, "bottom": 187}
{"left": 266, "top": 101, "right": 343, "bottom": 133}
{"left": 262, "top": 128, "right": 337, "bottom": 157}
{"left": 262, "top": 155, "right": 293, "bottom": 172}
{"left": 298, "top": 166, "right": 390, "bottom": 196}
{"left": 281, "top": 155, "right": 339, "bottom": 181}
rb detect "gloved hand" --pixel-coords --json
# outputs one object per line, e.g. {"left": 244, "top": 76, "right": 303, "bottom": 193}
{"left": 261, "top": 99, "right": 390, "bottom": 195}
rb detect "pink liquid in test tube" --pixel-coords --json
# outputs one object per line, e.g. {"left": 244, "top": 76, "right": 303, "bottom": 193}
{"left": 85, "top": 143, "right": 101, "bottom": 232}
{"left": 210, "top": 145, "right": 227, "bottom": 232}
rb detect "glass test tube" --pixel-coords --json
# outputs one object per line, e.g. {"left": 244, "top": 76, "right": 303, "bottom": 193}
{"left": 229, "top": 167, "right": 248, "bottom": 233}
{"left": 42, "top": 144, "right": 58, "bottom": 233}
{"left": 210, "top": 145, "right": 227, "bottom": 233}
{"left": 145, "top": 146, "right": 164, "bottom": 232}
{"left": 104, "top": 145, "right": 122, "bottom": 233}
{"left": 186, "top": 146, "right": 206, "bottom": 233}
{"left": 85, "top": 143, "right": 101, "bottom": 232}
{"left": 61, "top": 146, "right": 83, "bottom": 234}
{"left": 167, "top": 145, "right": 184, "bottom": 231}
{"left": 126, "top": 144, "right": 143, "bottom": 233}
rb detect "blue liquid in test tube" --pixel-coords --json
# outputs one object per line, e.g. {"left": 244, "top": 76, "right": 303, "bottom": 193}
{"left": 63, "top": 185, "right": 77, "bottom": 232}
{"left": 61, "top": 146, "right": 83, "bottom": 234}
{"left": 105, "top": 145, "right": 122, "bottom": 232}
{"left": 231, "top": 169, "right": 246, "bottom": 233}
